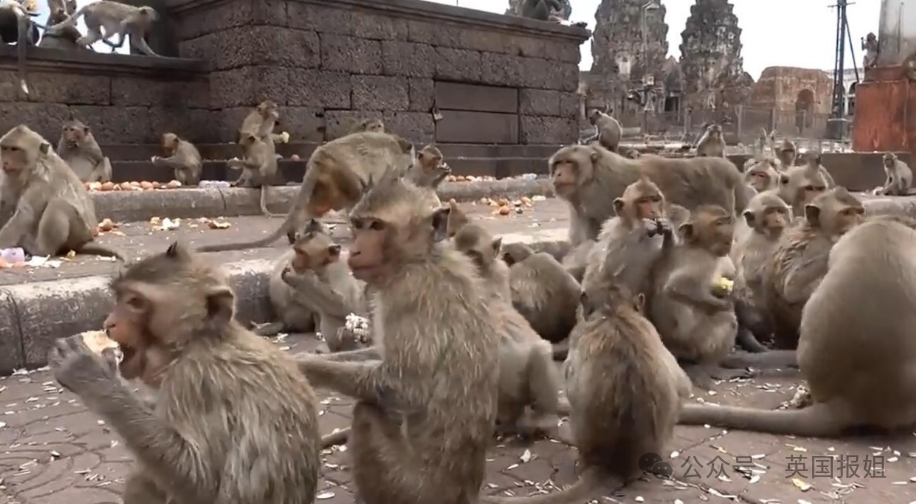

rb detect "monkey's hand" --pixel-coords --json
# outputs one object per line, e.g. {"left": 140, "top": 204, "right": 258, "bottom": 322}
{"left": 49, "top": 335, "right": 119, "bottom": 395}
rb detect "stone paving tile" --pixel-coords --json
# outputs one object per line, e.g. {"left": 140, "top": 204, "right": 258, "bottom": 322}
{"left": 0, "top": 197, "right": 569, "bottom": 286}
{"left": 3, "top": 332, "right": 916, "bottom": 503}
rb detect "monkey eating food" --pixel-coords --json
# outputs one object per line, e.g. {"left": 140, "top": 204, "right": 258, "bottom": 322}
{"left": 680, "top": 218, "right": 916, "bottom": 437}
{"left": 151, "top": 132, "right": 201, "bottom": 186}
{"left": 227, "top": 132, "right": 281, "bottom": 217}
{"left": 57, "top": 119, "right": 113, "bottom": 183}
{"left": 296, "top": 175, "right": 501, "bottom": 504}
{"left": 238, "top": 99, "right": 289, "bottom": 145}
{"left": 48, "top": 242, "right": 321, "bottom": 503}
{"left": 0, "top": 125, "right": 123, "bottom": 259}
{"left": 405, "top": 143, "right": 450, "bottom": 205}
{"left": 695, "top": 123, "right": 726, "bottom": 157}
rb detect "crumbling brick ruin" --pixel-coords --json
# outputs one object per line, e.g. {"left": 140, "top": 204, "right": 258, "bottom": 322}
{"left": 0, "top": 0, "right": 588, "bottom": 180}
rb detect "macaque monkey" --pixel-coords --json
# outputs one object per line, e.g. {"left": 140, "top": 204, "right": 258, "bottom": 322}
{"left": 197, "top": 131, "right": 415, "bottom": 252}
{"left": 550, "top": 144, "right": 748, "bottom": 250}
{"left": 696, "top": 123, "right": 725, "bottom": 157}
{"left": 582, "top": 108, "right": 621, "bottom": 153}
{"left": 281, "top": 219, "right": 368, "bottom": 353}
{"left": 228, "top": 132, "right": 280, "bottom": 217}
{"left": 238, "top": 100, "right": 289, "bottom": 145}
{"left": 879, "top": 152, "right": 912, "bottom": 196}
{"left": 445, "top": 199, "right": 470, "bottom": 238}
{"left": 519, "top": 0, "right": 563, "bottom": 21}
{"left": 800, "top": 150, "right": 836, "bottom": 187}
{"left": 0, "top": 0, "right": 38, "bottom": 96}
{"left": 560, "top": 239, "right": 593, "bottom": 282}
{"left": 862, "top": 32, "right": 879, "bottom": 69}
{"left": 47, "top": 1, "right": 159, "bottom": 55}
{"left": 776, "top": 160, "right": 832, "bottom": 217}
{"left": 39, "top": 0, "right": 84, "bottom": 50}
{"left": 679, "top": 218, "right": 916, "bottom": 437}
{"left": 0, "top": 125, "right": 123, "bottom": 259}
{"left": 500, "top": 242, "right": 581, "bottom": 348}
{"left": 348, "top": 118, "right": 385, "bottom": 135}
{"left": 57, "top": 119, "right": 112, "bottom": 183}
{"left": 649, "top": 205, "right": 746, "bottom": 389}
{"left": 776, "top": 138, "right": 797, "bottom": 169}
{"left": 729, "top": 191, "right": 793, "bottom": 354}
{"left": 744, "top": 156, "right": 780, "bottom": 193}
{"left": 296, "top": 175, "right": 501, "bottom": 504}
{"left": 765, "top": 187, "right": 864, "bottom": 349}
{"left": 453, "top": 223, "right": 562, "bottom": 437}
{"left": 624, "top": 148, "right": 640, "bottom": 159}
{"left": 151, "top": 132, "right": 201, "bottom": 186}
{"left": 255, "top": 234, "right": 318, "bottom": 337}
{"left": 48, "top": 242, "right": 321, "bottom": 503}
{"left": 483, "top": 283, "right": 686, "bottom": 503}
{"left": 405, "top": 144, "right": 450, "bottom": 202}
{"left": 756, "top": 128, "right": 776, "bottom": 152}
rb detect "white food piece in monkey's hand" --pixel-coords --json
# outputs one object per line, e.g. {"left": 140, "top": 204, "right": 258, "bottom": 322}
{"left": 279, "top": 131, "right": 290, "bottom": 144}
{"left": 344, "top": 313, "right": 371, "bottom": 343}
{"left": 78, "top": 330, "right": 123, "bottom": 362}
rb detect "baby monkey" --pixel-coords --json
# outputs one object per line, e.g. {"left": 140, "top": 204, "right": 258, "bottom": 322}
{"left": 47, "top": 1, "right": 159, "bottom": 55}
{"left": 879, "top": 152, "right": 913, "bottom": 196}
{"left": 281, "top": 219, "right": 368, "bottom": 353}
{"left": 152, "top": 132, "right": 201, "bottom": 186}
{"left": 405, "top": 144, "right": 450, "bottom": 205}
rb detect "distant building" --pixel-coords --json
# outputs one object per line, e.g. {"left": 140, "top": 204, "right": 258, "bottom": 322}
{"left": 821, "top": 67, "right": 865, "bottom": 116}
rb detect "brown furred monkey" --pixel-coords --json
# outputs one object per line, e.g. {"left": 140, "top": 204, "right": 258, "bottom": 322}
{"left": 228, "top": 132, "right": 281, "bottom": 217}
{"left": 649, "top": 205, "right": 748, "bottom": 389}
{"left": 239, "top": 99, "right": 289, "bottom": 145}
{"left": 550, "top": 144, "right": 749, "bottom": 249}
{"left": 696, "top": 123, "right": 726, "bottom": 157}
{"left": 0, "top": 125, "right": 123, "bottom": 259}
{"left": 280, "top": 219, "right": 369, "bottom": 353}
{"left": 57, "top": 119, "right": 113, "bottom": 183}
{"left": 500, "top": 241, "right": 581, "bottom": 348}
{"left": 800, "top": 150, "right": 837, "bottom": 188}
{"left": 879, "top": 152, "right": 913, "bottom": 196}
{"left": 482, "top": 282, "right": 685, "bottom": 504}
{"left": 405, "top": 144, "right": 450, "bottom": 198}
{"left": 46, "top": 1, "right": 159, "bottom": 55}
{"left": 47, "top": 242, "right": 321, "bottom": 503}
{"left": 453, "top": 223, "right": 563, "bottom": 438}
{"left": 765, "top": 187, "right": 864, "bottom": 349}
{"left": 296, "top": 175, "right": 501, "bottom": 504}
{"left": 679, "top": 218, "right": 916, "bottom": 437}
{"left": 744, "top": 155, "right": 781, "bottom": 193}
{"left": 152, "top": 132, "right": 202, "bottom": 186}
{"left": 348, "top": 118, "right": 385, "bottom": 134}
{"left": 776, "top": 159, "right": 832, "bottom": 217}
{"left": 582, "top": 108, "right": 621, "bottom": 152}
{"left": 197, "top": 131, "right": 415, "bottom": 252}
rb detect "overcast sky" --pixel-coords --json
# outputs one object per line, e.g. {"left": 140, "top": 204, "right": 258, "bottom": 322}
{"left": 430, "top": 0, "right": 882, "bottom": 79}
{"left": 53, "top": 0, "right": 881, "bottom": 78}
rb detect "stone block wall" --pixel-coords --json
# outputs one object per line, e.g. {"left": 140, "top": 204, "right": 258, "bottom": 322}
{"left": 165, "top": 0, "right": 589, "bottom": 145}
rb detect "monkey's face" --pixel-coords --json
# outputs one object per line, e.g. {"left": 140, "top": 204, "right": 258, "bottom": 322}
{"left": 747, "top": 168, "right": 775, "bottom": 192}
{"left": 446, "top": 203, "right": 469, "bottom": 238}
{"left": 161, "top": 134, "right": 178, "bottom": 154}
{"left": 800, "top": 181, "right": 827, "bottom": 206}
{"left": 62, "top": 125, "right": 86, "bottom": 146}
{"left": 830, "top": 205, "right": 865, "bottom": 235}
{"left": 883, "top": 154, "right": 896, "bottom": 169}
{"left": 761, "top": 205, "right": 791, "bottom": 235}
{"left": 588, "top": 111, "right": 600, "bottom": 126}
{"left": 453, "top": 227, "right": 501, "bottom": 273}
{"left": 634, "top": 193, "right": 663, "bottom": 221}
{"left": 685, "top": 209, "right": 734, "bottom": 256}
{"left": 258, "top": 101, "right": 279, "bottom": 119}
{"left": 418, "top": 150, "right": 449, "bottom": 184}
{"left": 365, "top": 121, "right": 384, "bottom": 133}
{"left": 0, "top": 143, "right": 30, "bottom": 174}
{"left": 347, "top": 216, "right": 392, "bottom": 283}
{"left": 778, "top": 149, "right": 796, "bottom": 165}
{"left": 103, "top": 286, "right": 161, "bottom": 384}
{"left": 291, "top": 233, "right": 341, "bottom": 272}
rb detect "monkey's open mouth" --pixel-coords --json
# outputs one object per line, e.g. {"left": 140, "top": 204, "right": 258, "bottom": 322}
{"left": 117, "top": 343, "right": 144, "bottom": 379}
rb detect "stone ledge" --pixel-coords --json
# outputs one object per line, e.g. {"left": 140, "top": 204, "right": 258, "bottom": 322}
{"left": 0, "top": 228, "right": 567, "bottom": 375}
{"left": 0, "top": 46, "right": 208, "bottom": 76}
{"left": 92, "top": 179, "right": 556, "bottom": 222}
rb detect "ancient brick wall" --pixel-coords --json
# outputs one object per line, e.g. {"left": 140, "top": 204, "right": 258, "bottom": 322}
{"left": 750, "top": 67, "right": 833, "bottom": 114}
{"left": 166, "top": 0, "right": 588, "bottom": 145}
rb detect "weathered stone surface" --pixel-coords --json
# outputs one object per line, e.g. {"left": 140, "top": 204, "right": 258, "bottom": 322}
{"left": 520, "top": 89, "right": 561, "bottom": 116}
{"left": 189, "top": 27, "right": 320, "bottom": 71}
{"left": 281, "top": 107, "right": 327, "bottom": 142}
{"left": 28, "top": 74, "right": 112, "bottom": 106}
{"left": 381, "top": 111, "right": 436, "bottom": 143}
{"left": 436, "top": 82, "right": 518, "bottom": 113}
{"left": 0, "top": 289, "right": 23, "bottom": 375}
{"left": 287, "top": 69, "right": 352, "bottom": 109}
{"left": 436, "top": 111, "right": 519, "bottom": 144}
{"left": 408, "top": 78, "right": 435, "bottom": 112}
{"left": 381, "top": 41, "right": 436, "bottom": 77}
{"left": 352, "top": 75, "right": 409, "bottom": 111}
{"left": 435, "top": 48, "right": 482, "bottom": 82}
{"left": 480, "top": 53, "right": 523, "bottom": 87}
{"left": 69, "top": 106, "right": 153, "bottom": 144}
{"left": 558, "top": 91, "right": 580, "bottom": 118}
{"left": 209, "top": 67, "right": 290, "bottom": 108}
{"left": 320, "top": 35, "right": 383, "bottom": 75}
{"left": 519, "top": 115, "right": 578, "bottom": 144}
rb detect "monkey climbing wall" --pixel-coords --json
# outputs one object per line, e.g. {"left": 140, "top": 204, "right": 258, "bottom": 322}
{"left": 0, "top": 0, "right": 589, "bottom": 178}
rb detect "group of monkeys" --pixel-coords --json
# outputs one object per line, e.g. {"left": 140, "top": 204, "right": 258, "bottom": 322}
{"left": 2, "top": 0, "right": 162, "bottom": 95}
{"left": 32, "top": 97, "right": 916, "bottom": 503}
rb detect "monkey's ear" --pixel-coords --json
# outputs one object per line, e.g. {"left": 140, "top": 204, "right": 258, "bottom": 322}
{"left": 678, "top": 222, "right": 694, "bottom": 239}
{"left": 165, "top": 241, "right": 191, "bottom": 260}
{"left": 742, "top": 209, "right": 755, "bottom": 226}
{"left": 38, "top": 142, "right": 50, "bottom": 155}
{"left": 612, "top": 198, "right": 625, "bottom": 216}
{"left": 633, "top": 293, "right": 645, "bottom": 313}
{"left": 491, "top": 237, "right": 502, "bottom": 255}
{"left": 590, "top": 148, "right": 600, "bottom": 163}
{"left": 82, "top": 126, "right": 90, "bottom": 134}
{"left": 430, "top": 206, "right": 450, "bottom": 243}
{"left": 205, "top": 285, "right": 235, "bottom": 326}
{"left": 804, "top": 204, "right": 821, "bottom": 225}
{"left": 304, "top": 218, "right": 322, "bottom": 234}
{"left": 779, "top": 174, "right": 789, "bottom": 185}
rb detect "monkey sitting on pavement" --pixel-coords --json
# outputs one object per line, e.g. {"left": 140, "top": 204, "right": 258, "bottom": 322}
{"left": 879, "top": 152, "right": 913, "bottom": 196}
{"left": 281, "top": 219, "right": 369, "bottom": 353}
{"left": 679, "top": 218, "right": 916, "bottom": 437}
{"left": 238, "top": 99, "right": 290, "bottom": 145}
{"left": 152, "top": 132, "right": 202, "bottom": 186}
{"left": 482, "top": 281, "right": 687, "bottom": 503}
{"left": 57, "top": 119, "right": 112, "bottom": 183}
{"left": 296, "top": 175, "right": 501, "bottom": 504}
{"left": 48, "top": 242, "right": 321, "bottom": 503}
{"left": 228, "top": 132, "right": 281, "bottom": 217}
{"left": 0, "top": 125, "right": 123, "bottom": 259}
{"left": 46, "top": 1, "right": 160, "bottom": 56}
{"left": 695, "top": 123, "right": 725, "bottom": 157}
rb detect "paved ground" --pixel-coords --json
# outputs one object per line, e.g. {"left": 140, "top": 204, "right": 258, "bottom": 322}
{"left": 0, "top": 197, "right": 569, "bottom": 286}
{"left": 2, "top": 332, "right": 916, "bottom": 504}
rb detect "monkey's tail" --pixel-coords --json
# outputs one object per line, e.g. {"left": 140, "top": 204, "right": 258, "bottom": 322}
{"left": 481, "top": 468, "right": 613, "bottom": 504}
{"left": 46, "top": 5, "right": 85, "bottom": 32}
{"left": 320, "top": 428, "right": 350, "bottom": 448}
{"left": 15, "top": 7, "right": 28, "bottom": 97}
{"left": 259, "top": 185, "right": 285, "bottom": 218}
{"left": 76, "top": 242, "right": 126, "bottom": 261}
{"left": 678, "top": 403, "right": 847, "bottom": 438}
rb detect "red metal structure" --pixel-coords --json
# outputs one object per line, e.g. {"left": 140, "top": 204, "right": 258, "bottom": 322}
{"left": 852, "top": 65, "right": 916, "bottom": 153}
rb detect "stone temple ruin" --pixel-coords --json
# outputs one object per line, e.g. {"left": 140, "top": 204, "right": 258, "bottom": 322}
{"left": 0, "top": 0, "right": 588, "bottom": 183}
{"left": 579, "top": 0, "right": 835, "bottom": 144}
